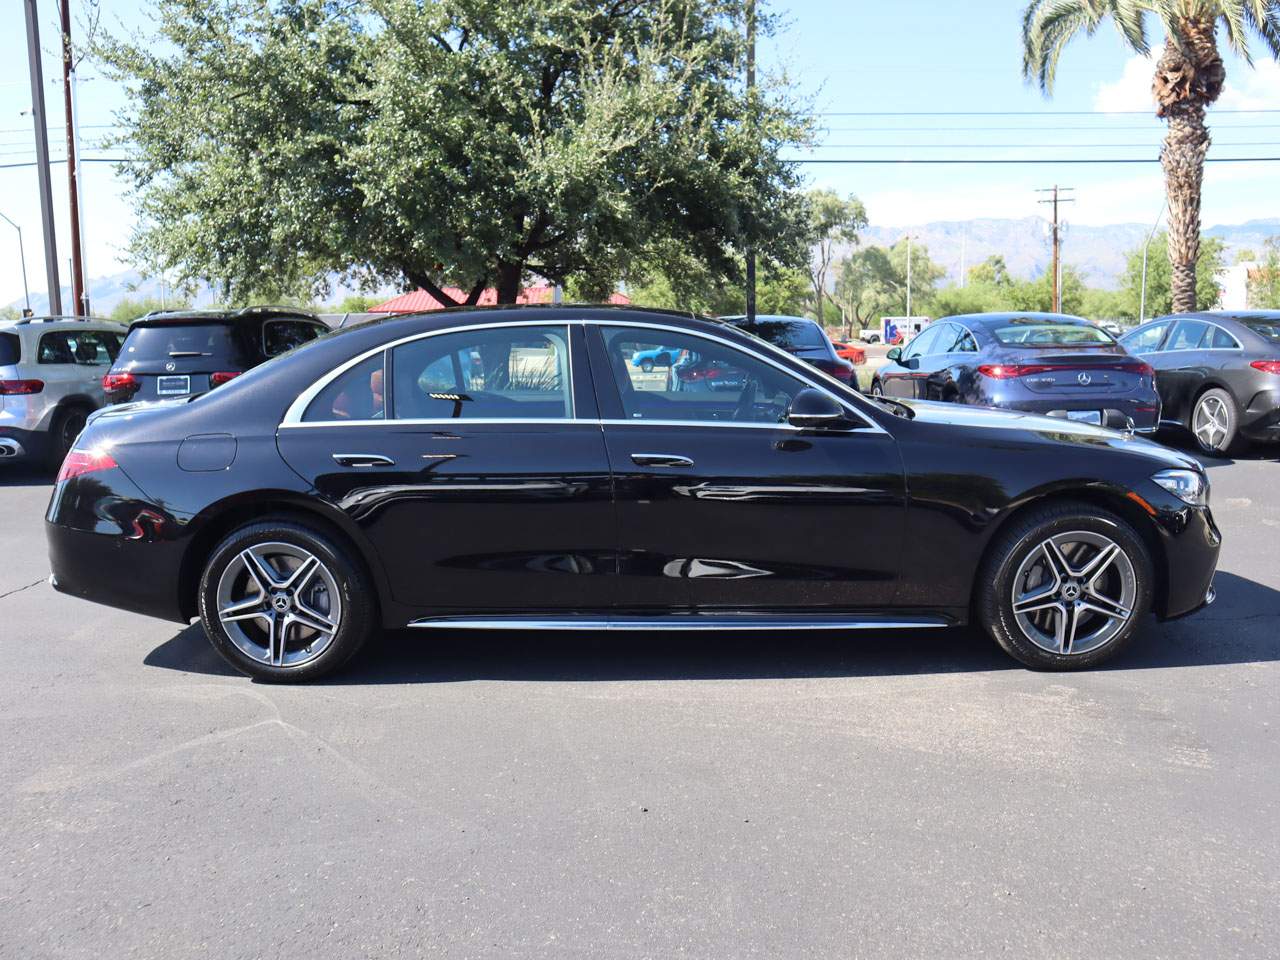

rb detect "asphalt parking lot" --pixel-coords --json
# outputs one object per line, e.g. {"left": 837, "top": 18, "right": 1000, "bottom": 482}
{"left": 2, "top": 441, "right": 1278, "bottom": 958}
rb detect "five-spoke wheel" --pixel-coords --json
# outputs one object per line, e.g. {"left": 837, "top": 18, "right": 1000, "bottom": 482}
{"left": 1191, "top": 388, "right": 1239, "bottom": 456}
{"left": 199, "top": 520, "right": 374, "bottom": 681}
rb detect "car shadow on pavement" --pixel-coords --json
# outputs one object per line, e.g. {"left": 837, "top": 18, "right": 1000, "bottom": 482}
{"left": 0, "top": 465, "right": 53, "bottom": 488}
{"left": 144, "top": 571, "right": 1279, "bottom": 684}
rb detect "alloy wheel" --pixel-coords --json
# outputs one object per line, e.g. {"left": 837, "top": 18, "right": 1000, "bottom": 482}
{"left": 1193, "top": 394, "right": 1229, "bottom": 451}
{"left": 1010, "top": 530, "right": 1136, "bottom": 656}
{"left": 215, "top": 541, "right": 342, "bottom": 667}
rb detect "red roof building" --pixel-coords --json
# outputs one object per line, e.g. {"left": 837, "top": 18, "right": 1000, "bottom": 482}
{"left": 370, "top": 284, "right": 630, "bottom": 313}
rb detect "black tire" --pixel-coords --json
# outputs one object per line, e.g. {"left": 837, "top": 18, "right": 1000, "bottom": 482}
{"left": 197, "top": 519, "right": 375, "bottom": 682}
{"left": 48, "top": 405, "right": 90, "bottom": 468}
{"left": 870, "top": 380, "right": 884, "bottom": 397}
{"left": 640, "top": 359, "right": 655, "bottom": 372}
{"left": 976, "top": 501, "right": 1153, "bottom": 671}
{"left": 1189, "top": 387, "right": 1243, "bottom": 457}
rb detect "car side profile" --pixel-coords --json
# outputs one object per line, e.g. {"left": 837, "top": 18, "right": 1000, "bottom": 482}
{"left": 871, "top": 312, "right": 1161, "bottom": 432}
{"left": 103, "top": 306, "right": 329, "bottom": 405}
{"left": 1119, "top": 311, "right": 1280, "bottom": 455}
{"left": 47, "top": 306, "right": 1219, "bottom": 682}
{"left": 1, "top": 316, "right": 126, "bottom": 466}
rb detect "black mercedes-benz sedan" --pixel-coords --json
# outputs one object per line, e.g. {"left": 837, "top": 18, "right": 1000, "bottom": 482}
{"left": 45, "top": 306, "right": 1220, "bottom": 682}
{"left": 1119, "top": 311, "right": 1280, "bottom": 455}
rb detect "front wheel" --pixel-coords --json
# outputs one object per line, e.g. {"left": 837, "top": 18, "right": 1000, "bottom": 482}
{"left": 977, "top": 502, "right": 1153, "bottom": 670}
{"left": 640, "top": 359, "right": 655, "bottom": 372}
{"left": 198, "top": 520, "right": 375, "bottom": 682}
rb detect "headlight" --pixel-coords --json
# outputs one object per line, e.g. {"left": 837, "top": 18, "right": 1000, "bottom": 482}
{"left": 1151, "top": 468, "right": 1209, "bottom": 507}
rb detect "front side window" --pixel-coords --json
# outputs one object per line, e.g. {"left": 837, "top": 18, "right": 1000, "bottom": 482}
{"left": 392, "top": 325, "right": 571, "bottom": 420}
{"left": 601, "top": 326, "right": 807, "bottom": 425}
{"left": 1121, "top": 321, "right": 1170, "bottom": 353}
{"left": 902, "top": 325, "right": 940, "bottom": 360}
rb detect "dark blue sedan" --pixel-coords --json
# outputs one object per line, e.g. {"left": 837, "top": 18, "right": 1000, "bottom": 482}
{"left": 870, "top": 312, "right": 1161, "bottom": 432}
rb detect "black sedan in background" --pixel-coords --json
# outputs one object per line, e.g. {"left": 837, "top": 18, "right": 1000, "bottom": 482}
{"left": 871, "top": 313, "right": 1161, "bottom": 432}
{"left": 103, "top": 306, "right": 329, "bottom": 404}
{"left": 1119, "top": 311, "right": 1280, "bottom": 455}
{"left": 722, "top": 314, "right": 856, "bottom": 387}
{"left": 47, "top": 306, "right": 1218, "bottom": 682}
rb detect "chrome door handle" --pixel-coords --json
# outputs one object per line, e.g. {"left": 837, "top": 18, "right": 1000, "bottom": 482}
{"left": 630, "top": 453, "right": 694, "bottom": 468}
{"left": 332, "top": 453, "right": 396, "bottom": 468}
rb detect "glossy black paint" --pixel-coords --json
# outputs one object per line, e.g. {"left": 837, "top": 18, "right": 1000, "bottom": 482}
{"left": 1120, "top": 311, "right": 1280, "bottom": 443}
{"left": 47, "top": 305, "right": 1219, "bottom": 633}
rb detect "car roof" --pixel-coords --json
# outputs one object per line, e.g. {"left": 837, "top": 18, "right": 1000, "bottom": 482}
{"left": 1153, "top": 310, "right": 1280, "bottom": 323}
{"left": 0, "top": 317, "right": 123, "bottom": 334}
{"left": 127, "top": 306, "right": 319, "bottom": 328}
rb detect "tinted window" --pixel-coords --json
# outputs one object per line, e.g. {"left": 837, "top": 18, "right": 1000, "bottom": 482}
{"left": 263, "top": 319, "right": 324, "bottom": 358}
{"left": 1237, "top": 317, "right": 1280, "bottom": 342}
{"left": 602, "top": 326, "right": 805, "bottom": 425}
{"left": 991, "top": 320, "right": 1114, "bottom": 346}
{"left": 1208, "top": 326, "right": 1239, "bottom": 349}
{"left": 902, "top": 325, "right": 941, "bottom": 360}
{"left": 1167, "top": 320, "right": 1209, "bottom": 351}
{"left": 121, "top": 324, "right": 248, "bottom": 366}
{"left": 934, "top": 323, "right": 973, "bottom": 354}
{"left": 733, "top": 318, "right": 827, "bottom": 350}
{"left": 304, "top": 353, "right": 385, "bottom": 422}
{"left": 392, "top": 325, "right": 571, "bottom": 420}
{"left": 0, "top": 332, "right": 19, "bottom": 365}
{"left": 1121, "top": 321, "right": 1170, "bottom": 352}
{"left": 37, "top": 330, "right": 117, "bottom": 365}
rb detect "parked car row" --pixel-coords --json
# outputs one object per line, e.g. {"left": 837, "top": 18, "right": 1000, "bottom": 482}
{"left": 870, "top": 310, "right": 1280, "bottom": 457}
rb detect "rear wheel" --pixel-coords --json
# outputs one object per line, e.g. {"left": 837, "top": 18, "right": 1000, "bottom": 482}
{"left": 48, "top": 405, "right": 90, "bottom": 468}
{"left": 870, "top": 380, "right": 884, "bottom": 397}
{"left": 977, "top": 502, "right": 1153, "bottom": 670}
{"left": 640, "top": 359, "right": 655, "bottom": 372}
{"left": 198, "top": 520, "right": 375, "bottom": 682}
{"left": 1190, "top": 388, "right": 1241, "bottom": 456}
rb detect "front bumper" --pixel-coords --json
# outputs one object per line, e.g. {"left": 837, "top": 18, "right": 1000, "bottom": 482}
{"left": 1151, "top": 503, "right": 1221, "bottom": 620}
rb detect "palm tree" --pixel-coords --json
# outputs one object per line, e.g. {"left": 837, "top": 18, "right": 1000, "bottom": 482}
{"left": 1022, "top": 1, "right": 1280, "bottom": 312}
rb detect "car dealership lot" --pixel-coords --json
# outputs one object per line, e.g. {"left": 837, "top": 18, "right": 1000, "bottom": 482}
{"left": 2, "top": 448, "right": 1278, "bottom": 958}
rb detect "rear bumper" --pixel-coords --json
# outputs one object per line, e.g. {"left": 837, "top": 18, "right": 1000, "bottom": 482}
{"left": 1239, "top": 388, "right": 1280, "bottom": 442}
{"left": 979, "top": 396, "right": 1160, "bottom": 431}
{"left": 0, "top": 426, "right": 51, "bottom": 463}
{"left": 47, "top": 519, "right": 189, "bottom": 623}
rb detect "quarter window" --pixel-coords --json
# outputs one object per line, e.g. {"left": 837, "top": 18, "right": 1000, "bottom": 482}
{"left": 303, "top": 353, "right": 386, "bottom": 422}
{"left": 601, "top": 326, "right": 806, "bottom": 425}
{"left": 37, "top": 330, "right": 118, "bottom": 365}
{"left": 1208, "top": 326, "right": 1239, "bottom": 349}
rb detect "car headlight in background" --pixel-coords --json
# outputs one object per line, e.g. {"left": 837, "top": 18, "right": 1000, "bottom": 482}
{"left": 1151, "top": 469, "right": 1209, "bottom": 507}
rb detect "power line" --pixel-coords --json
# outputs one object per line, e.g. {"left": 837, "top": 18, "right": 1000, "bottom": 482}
{"left": 808, "top": 108, "right": 1280, "bottom": 116}
{"left": 787, "top": 156, "right": 1280, "bottom": 164}
{"left": 806, "top": 141, "right": 1280, "bottom": 148}
{"left": 817, "top": 123, "right": 1280, "bottom": 132}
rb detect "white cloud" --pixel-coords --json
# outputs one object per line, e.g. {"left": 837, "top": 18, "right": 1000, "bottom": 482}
{"left": 1093, "top": 55, "right": 1157, "bottom": 113}
{"left": 1094, "top": 53, "right": 1280, "bottom": 114}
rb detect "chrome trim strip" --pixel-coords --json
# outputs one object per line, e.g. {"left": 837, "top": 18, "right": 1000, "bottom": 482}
{"left": 283, "top": 417, "right": 588, "bottom": 429}
{"left": 407, "top": 615, "right": 951, "bottom": 631}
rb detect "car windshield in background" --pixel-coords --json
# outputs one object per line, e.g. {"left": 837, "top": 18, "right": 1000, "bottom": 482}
{"left": 1239, "top": 317, "right": 1280, "bottom": 342}
{"left": 735, "top": 320, "right": 827, "bottom": 350}
{"left": 991, "top": 321, "right": 1115, "bottom": 347}
{"left": 123, "top": 324, "right": 246, "bottom": 363}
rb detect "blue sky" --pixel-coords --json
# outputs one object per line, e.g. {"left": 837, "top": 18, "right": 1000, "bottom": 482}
{"left": 2, "top": 0, "right": 1279, "bottom": 304}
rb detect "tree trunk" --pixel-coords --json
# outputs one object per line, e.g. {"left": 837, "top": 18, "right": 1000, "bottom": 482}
{"left": 495, "top": 262, "right": 522, "bottom": 304}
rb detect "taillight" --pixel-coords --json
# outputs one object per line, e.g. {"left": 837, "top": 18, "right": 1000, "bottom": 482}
{"left": 1251, "top": 360, "right": 1280, "bottom": 375}
{"left": 210, "top": 371, "right": 241, "bottom": 387}
{"left": 102, "top": 372, "right": 139, "bottom": 394}
{"left": 678, "top": 366, "right": 723, "bottom": 382}
{"left": 977, "top": 364, "right": 1025, "bottom": 379}
{"left": 56, "top": 448, "right": 118, "bottom": 483}
{"left": 0, "top": 379, "right": 44, "bottom": 394}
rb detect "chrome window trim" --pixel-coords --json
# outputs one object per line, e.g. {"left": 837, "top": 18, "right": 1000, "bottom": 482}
{"left": 283, "top": 316, "right": 888, "bottom": 435}
{"left": 283, "top": 319, "right": 576, "bottom": 425}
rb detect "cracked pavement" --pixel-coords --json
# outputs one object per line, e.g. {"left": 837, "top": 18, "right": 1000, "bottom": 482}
{"left": 1, "top": 445, "right": 1278, "bottom": 959}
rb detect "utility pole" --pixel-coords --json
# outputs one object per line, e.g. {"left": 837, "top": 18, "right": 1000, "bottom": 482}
{"left": 744, "top": 0, "right": 756, "bottom": 324}
{"left": 24, "top": 0, "right": 62, "bottom": 316}
{"left": 1036, "top": 186, "right": 1074, "bottom": 312}
{"left": 60, "top": 0, "right": 86, "bottom": 316}
{"left": 905, "top": 234, "right": 914, "bottom": 318}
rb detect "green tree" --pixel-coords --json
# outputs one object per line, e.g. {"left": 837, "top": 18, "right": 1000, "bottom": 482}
{"left": 967, "top": 254, "right": 1013, "bottom": 289}
{"left": 1079, "top": 287, "right": 1132, "bottom": 321}
{"left": 1248, "top": 237, "right": 1280, "bottom": 307}
{"left": 831, "top": 240, "right": 945, "bottom": 334}
{"left": 333, "top": 294, "right": 384, "bottom": 313}
{"left": 805, "top": 189, "right": 866, "bottom": 326}
{"left": 99, "top": 0, "right": 811, "bottom": 306}
{"left": 1006, "top": 265, "right": 1087, "bottom": 315}
{"left": 1022, "top": 0, "right": 1280, "bottom": 313}
{"left": 109, "top": 295, "right": 190, "bottom": 324}
{"left": 1119, "top": 231, "right": 1225, "bottom": 316}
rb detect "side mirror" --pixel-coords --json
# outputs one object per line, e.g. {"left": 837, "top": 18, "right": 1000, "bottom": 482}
{"left": 787, "top": 388, "right": 847, "bottom": 430}
{"left": 886, "top": 347, "right": 902, "bottom": 362}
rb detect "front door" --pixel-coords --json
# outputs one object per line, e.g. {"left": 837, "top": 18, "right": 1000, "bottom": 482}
{"left": 588, "top": 323, "right": 906, "bottom": 613}
{"left": 881, "top": 324, "right": 940, "bottom": 399}
{"left": 277, "top": 322, "right": 615, "bottom": 613}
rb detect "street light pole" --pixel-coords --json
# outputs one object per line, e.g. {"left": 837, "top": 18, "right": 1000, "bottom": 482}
{"left": 744, "top": 0, "right": 756, "bottom": 324}
{"left": 905, "top": 234, "right": 913, "bottom": 319}
{"left": 1139, "top": 201, "right": 1167, "bottom": 324}
{"left": 0, "top": 211, "right": 31, "bottom": 312}
{"left": 23, "top": 0, "right": 62, "bottom": 315}
{"left": 59, "top": 0, "right": 86, "bottom": 316}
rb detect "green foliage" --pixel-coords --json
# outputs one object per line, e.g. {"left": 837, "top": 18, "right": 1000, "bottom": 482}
{"left": 108, "top": 295, "right": 191, "bottom": 324}
{"left": 626, "top": 263, "right": 810, "bottom": 317}
{"left": 98, "top": 0, "right": 812, "bottom": 305}
{"left": 967, "top": 255, "right": 1012, "bottom": 288}
{"left": 0, "top": 305, "right": 20, "bottom": 321}
{"left": 805, "top": 189, "right": 867, "bottom": 324}
{"left": 1248, "top": 237, "right": 1280, "bottom": 308}
{"left": 831, "top": 239, "right": 944, "bottom": 331}
{"left": 1118, "top": 233, "right": 1226, "bottom": 316}
{"left": 1078, "top": 286, "right": 1130, "bottom": 321}
{"left": 333, "top": 294, "right": 384, "bottom": 313}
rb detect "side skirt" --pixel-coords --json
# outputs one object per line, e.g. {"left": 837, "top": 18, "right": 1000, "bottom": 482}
{"left": 407, "top": 613, "right": 955, "bottom": 631}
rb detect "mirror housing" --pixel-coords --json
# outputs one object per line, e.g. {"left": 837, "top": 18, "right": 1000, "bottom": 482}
{"left": 885, "top": 347, "right": 902, "bottom": 362}
{"left": 787, "top": 388, "right": 847, "bottom": 430}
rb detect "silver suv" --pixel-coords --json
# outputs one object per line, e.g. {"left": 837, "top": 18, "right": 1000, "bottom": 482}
{"left": 0, "top": 317, "right": 126, "bottom": 467}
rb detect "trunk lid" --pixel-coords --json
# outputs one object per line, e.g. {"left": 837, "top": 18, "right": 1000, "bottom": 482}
{"left": 993, "top": 348, "right": 1151, "bottom": 396}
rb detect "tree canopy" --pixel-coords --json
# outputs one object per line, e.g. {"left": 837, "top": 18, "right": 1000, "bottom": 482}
{"left": 1118, "top": 231, "right": 1225, "bottom": 316}
{"left": 804, "top": 189, "right": 866, "bottom": 325}
{"left": 98, "top": 0, "right": 812, "bottom": 305}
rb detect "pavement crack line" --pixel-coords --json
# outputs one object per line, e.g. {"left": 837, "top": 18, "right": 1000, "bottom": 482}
{"left": 0, "top": 578, "right": 44, "bottom": 603}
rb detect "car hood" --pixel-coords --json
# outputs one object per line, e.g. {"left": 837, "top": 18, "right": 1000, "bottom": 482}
{"left": 897, "top": 399, "right": 1200, "bottom": 470}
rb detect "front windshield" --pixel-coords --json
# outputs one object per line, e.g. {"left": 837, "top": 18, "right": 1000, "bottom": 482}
{"left": 991, "top": 320, "right": 1115, "bottom": 347}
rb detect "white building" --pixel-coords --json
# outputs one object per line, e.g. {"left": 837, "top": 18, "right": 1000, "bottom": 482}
{"left": 1215, "top": 262, "right": 1257, "bottom": 310}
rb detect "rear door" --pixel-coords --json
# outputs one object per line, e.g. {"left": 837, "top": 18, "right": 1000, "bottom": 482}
{"left": 277, "top": 321, "right": 615, "bottom": 615}
{"left": 1150, "top": 319, "right": 1210, "bottom": 424}
{"left": 34, "top": 329, "right": 117, "bottom": 415}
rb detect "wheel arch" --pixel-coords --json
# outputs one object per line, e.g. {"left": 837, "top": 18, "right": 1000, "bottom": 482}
{"left": 176, "top": 491, "right": 390, "bottom": 623}
{"left": 1186, "top": 379, "right": 1239, "bottom": 425}
{"left": 970, "top": 485, "right": 1169, "bottom": 620}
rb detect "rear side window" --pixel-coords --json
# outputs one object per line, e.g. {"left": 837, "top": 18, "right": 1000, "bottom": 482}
{"left": 120, "top": 324, "right": 248, "bottom": 367}
{"left": 1166, "top": 320, "right": 1209, "bottom": 351}
{"left": 263, "top": 319, "right": 324, "bottom": 358}
{"left": 304, "top": 353, "right": 386, "bottom": 422}
{"left": 0, "top": 332, "right": 18, "bottom": 365}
